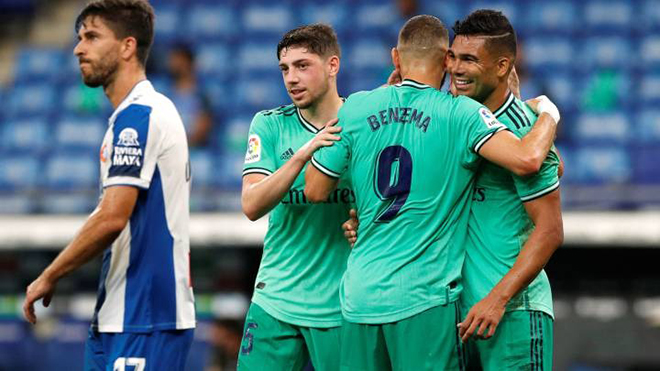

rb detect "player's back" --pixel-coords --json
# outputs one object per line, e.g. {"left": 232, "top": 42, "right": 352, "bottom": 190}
{"left": 313, "top": 79, "right": 505, "bottom": 323}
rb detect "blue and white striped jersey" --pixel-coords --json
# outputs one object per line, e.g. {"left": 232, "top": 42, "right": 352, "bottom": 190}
{"left": 92, "top": 80, "right": 195, "bottom": 333}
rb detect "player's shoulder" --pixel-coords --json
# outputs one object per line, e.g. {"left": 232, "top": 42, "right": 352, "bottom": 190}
{"left": 252, "top": 103, "right": 297, "bottom": 127}
{"left": 494, "top": 94, "right": 537, "bottom": 135}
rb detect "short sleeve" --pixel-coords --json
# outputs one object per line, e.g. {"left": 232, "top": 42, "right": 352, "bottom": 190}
{"left": 514, "top": 148, "right": 560, "bottom": 202}
{"left": 453, "top": 97, "right": 508, "bottom": 168}
{"left": 243, "top": 112, "right": 277, "bottom": 176}
{"left": 310, "top": 107, "right": 351, "bottom": 179}
{"left": 104, "top": 104, "right": 159, "bottom": 189}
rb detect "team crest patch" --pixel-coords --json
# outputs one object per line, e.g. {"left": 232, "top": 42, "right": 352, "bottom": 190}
{"left": 117, "top": 128, "right": 140, "bottom": 147}
{"left": 245, "top": 134, "right": 261, "bottom": 164}
{"left": 479, "top": 107, "right": 500, "bottom": 128}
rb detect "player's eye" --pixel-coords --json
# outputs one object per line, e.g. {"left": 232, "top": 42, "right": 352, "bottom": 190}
{"left": 299, "top": 64, "right": 307, "bottom": 70}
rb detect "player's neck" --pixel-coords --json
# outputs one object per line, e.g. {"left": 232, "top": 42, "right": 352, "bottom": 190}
{"left": 105, "top": 64, "right": 148, "bottom": 109}
{"left": 299, "top": 87, "right": 343, "bottom": 129}
{"left": 482, "top": 83, "right": 510, "bottom": 113}
{"left": 401, "top": 68, "right": 444, "bottom": 90}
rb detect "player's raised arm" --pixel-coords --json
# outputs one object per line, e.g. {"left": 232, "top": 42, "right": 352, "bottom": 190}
{"left": 242, "top": 119, "right": 341, "bottom": 221}
{"left": 478, "top": 95, "right": 560, "bottom": 176}
{"left": 304, "top": 162, "right": 340, "bottom": 203}
{"left": 23, "top": 185, "right": 138, "bottom": 324}
{"left": 459, "top": 188, "right": 563, "bottom": 341}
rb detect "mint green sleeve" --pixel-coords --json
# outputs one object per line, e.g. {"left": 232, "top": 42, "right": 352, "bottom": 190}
{"left": 311, "top": 107, "right": 351, "bottom": 179}
{"left": 453, "top": 96, "right": 508, "bottom": 168}
{"left": 513, "top": 148, "right": 560, "bottom": 202}
{"left": 243, "top": 112, "right": 277, "bottom": 176}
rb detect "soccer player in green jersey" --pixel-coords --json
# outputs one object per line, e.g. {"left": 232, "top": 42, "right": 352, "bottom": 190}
{"left": 238, "top": 24, "right": 352, "bottom": 370}
{"left": 304, "top": 15, "right": 561, "bottom": 370}
{"left": 447, "top": 10, "right": 563, "bottom": 371}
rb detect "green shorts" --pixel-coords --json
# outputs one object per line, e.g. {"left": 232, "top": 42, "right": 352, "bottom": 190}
{"left": 340, "top": 302, "right": 463, "bottom": 371}
{"left": 237, "top": 303, "right": 341, "bottom": 371}
{"left": 465, "top": 310, "right": 553, "bottom": 371}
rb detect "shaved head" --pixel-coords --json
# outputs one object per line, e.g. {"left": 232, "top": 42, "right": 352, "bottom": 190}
{"left": 397, "top": 15, "right": 449, "bottom": 60}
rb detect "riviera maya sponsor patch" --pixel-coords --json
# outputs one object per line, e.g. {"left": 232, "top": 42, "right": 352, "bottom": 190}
{"left": 245, "top": 134, "right": 262, "bottom": 163}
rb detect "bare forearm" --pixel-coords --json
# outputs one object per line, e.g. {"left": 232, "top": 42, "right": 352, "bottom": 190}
{"left": 487, "top": 226, "right": 561, "bottom": 304}
{"left": 242, "top": 155, "right": 307, "bottom": 220}
{"left": 42, "top": 211, "right": 123, "bottom": 282}
{"left": 518, "top": 112, "right": 557, "bottom": 170}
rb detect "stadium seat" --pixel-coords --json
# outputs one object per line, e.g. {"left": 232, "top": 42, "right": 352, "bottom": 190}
{"left": 186, "top": 4, "right": 239, "bottom": 41}
{"left": 0, "top": 117, "right": 50, "bottom": 154}
{"left": 573, "top": 146, "right": 632, "bottom": 184}
{"left": 580, "top": 37, "right": 632, "bottom": 70}
{"left": 0, "top": 193, "right": 35, "bottom": 214}
{"left": 639, "top": 36, "right": 660, "bottom": 70}
{"left": 216, "top": 151, "right": 245, "bottom": 190}
{"left": 583, "top": 0, "right": 633, "bottom": 33}
{"left": 345, "top": 38, "right": 392, "bottom": 71}
{"left": 641, "top": 0, "right": 660, "bottom": 31}
{"left": 54, "top": 116, "right": 106, "bottom": 151}
{"left": 60, "top": 83, "right": 111, "bottom": 117}
{"left": 190, "top": 148, "right": 216, "bottom": 189}
{"left": 195, "top": 43, "right": 232, "bottom": 79}
{"left": 543, "top": 73, "right": 580, "bottom": 111}
{"left": 300, "top": 2, "right": 351, "bottom": 36}
{"left": 468, "top": 1, "right": 518, "bottom": 26}
{"left": 242, "top": 4, "right": 294, "bottom": 36}
{"left": 418, "top": 0, "right": 464, "bottom": 26}
{"left": 574, "top": 112, "right": 631, "bottom": 144}
{"left": 0, "top": 155, "right": 41, "bottom": 191}
{"left": 633, "top": 146, "right": 660, "bottom": 184}
{"left": 237, "top": 42, "right": 279, "bottom": 72}
{"left": 44, "top": 151, "right": 98, "bottom": 190}
{"left": 352, "top": 2, "right": 399, "bottom": 36}
{"left": 636, "top": 109, "right": 660, "bottom": 144}
{"left": 216, "top": 115, "right": 251, "bottom": 154}
{"left": 5, "top": 83, "right": 57, "bottom": 118}
{"left": 521, "top": 1, "right": 576, "bottom": 33}
{"left": 13, "top": 48, "right": 65, "bottom": 83}
{"left": 523, "top": 37, "right": 573, "bottom": 73}
{"left": 234, "top": 74, "right": 289, "bottom": 110}
{"left": 638, "top": 74, "right": 660, "bottom": 104}
{"left": 40, "top": 192, "right": 97, "bottom": 214}
{"left": 153, "top": 4, "right": 182, "bottom": 44}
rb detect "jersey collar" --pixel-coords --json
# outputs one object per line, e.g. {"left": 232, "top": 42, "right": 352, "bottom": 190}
{"left": 296, "top": 97, "right": 346, "bottom": 134}
{"left": 397, "top": 79, "right": 432, "bottom": 89}
{"left": 108, "top": 79, "right": 153, "bottom": 125}
{"left": 492, "top": 91, "right": 515, "bottom": 118}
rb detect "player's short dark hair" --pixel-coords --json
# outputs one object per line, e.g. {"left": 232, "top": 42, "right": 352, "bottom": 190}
{"left": 452, "top": 9, "right": 517, "bottom": 58}
{"left": 75, "top": 0, "right": 155, "bottom": 67}
{"left": 277, "top": 24, "right": 341, "bottom": 60}
{"left": 398, "top": 15, "right": 449, "bottom": 49}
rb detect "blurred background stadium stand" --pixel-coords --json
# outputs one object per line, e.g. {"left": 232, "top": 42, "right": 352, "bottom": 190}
{"left": 0, "top": 0, "right": 658, "bottom": 370}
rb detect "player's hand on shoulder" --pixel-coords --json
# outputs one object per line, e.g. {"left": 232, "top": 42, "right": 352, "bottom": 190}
{"left": 525, "top": 95, "right": 560, "bottom": 125}
{"left": 295, "top": 118, "right": 341, "bottom": 162}
{"left": 342, "top": 209, "right": 359, "bottom": 247}
{"left": 23, "top": 274, "right": 57, "bottom": 325}
{"left": 457, "top": 293, "right": 507, "bottom": 342}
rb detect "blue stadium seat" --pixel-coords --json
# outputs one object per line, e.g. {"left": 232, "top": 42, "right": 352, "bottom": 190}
{"left": 0, "top": 155, "right": 40, "bottom": 191}
{"left": 346, "top": 38, "right": 391, "bottom": 71}
{"left": 242, "top": 4, "right": 294, "bottom": 36}
{"left": 201, "top": 79, "right": 230, "bottom": 114}
{"left": 636, "top": 109, "right": 660, "bottom": 144}
{"left": 60, "top": 83, "right": 111, "bottom": 117}
{"left": 352, "top": 2, "right": 399, "bottom": 36}
{"left": 5, "top": 83, "right": 57, "bottom": 118}
{"left": 44, "top": 151, "right": 98, "bottom": 190}
{"left": 0, "top": 117, "right": 49, "bottom": 154}
{"left": 580, "top": 37, "right": 632, "bottom": 70}
{"left": 237, "top": 42, "right": 278, "bottom": 72}
{"left": 235, "top": 75, "right": 289, "bottom": 110}
{"left": 216, "top": 115, "right": 251, "bottom": 154}
{"left": 54, "top": 116, "right": 106, "bottom": 151}
{"left": 574, "top": 112, "right": 631, "bottom": 144}
{"left": 40, "top": 192, "right": 98, "bottom": 214}
{"left": 300, "top": 2, "right": 351, "bottom": 35}
{"left": 419, "top": 0, "right": 464, "bottom": 26}
{"left": 583, "top": 0, "right": 633, "bottom": 33}
{"left": 523, "top": 37, "right": 573, "bottom": 73}
{"left": 521, "top": 1, "right": 577, "bottom": 33}
{"left": 216, "top": 151, "right": 244, "bottom": 190}
{"left": 469, "top": 1, "right": 518, "bottom": 26}
{"left": 639, "top": 36, "right": 660, "bottom": 70}
{"left": 190, "top": 148, "right": 216, "bottom": 189}
{"left": 186, "top": 4, "right": 239, "bottom": 41}
{"left": 633, "top": 146, "right": 660, "bottom": 184}
{"left": 543, "top": 73, "right": 580, "bottom": 111}
{"left": 638, "top": 74, "right": 660, "bottom": 104}
{"left": 196, "top": 43, "right": 232, "bottom": 79}
{"left": 13, "top": 48, "right": 65, "bottom": 83}
{"left": 642, "top": 0, "right": 660, "bottom": 31}
{"left": 153, "top": 4, "right": 182, "bottom": 44}
{"left": 573, "top": 146, "right": 631, "bottom": 184}
{"left": 0, "top": 193, "right": 35, "bottom": 213}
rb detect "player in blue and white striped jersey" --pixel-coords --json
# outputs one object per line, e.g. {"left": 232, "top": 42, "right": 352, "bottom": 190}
{"left": 23, "top": 1, "right": 194, "bottom": 370}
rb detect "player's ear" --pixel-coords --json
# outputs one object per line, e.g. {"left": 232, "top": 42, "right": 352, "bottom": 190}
{"left": 496, "top": 56, "right": 511, "bottom": 79}
{"left": 391, "top": 47, "right": 400, "bottom": 71}
{"left": 327, "top": 55, "right": 340, "bottom": 77}
{"left": 121, "top": 36, "right": 138, "bottom": 62}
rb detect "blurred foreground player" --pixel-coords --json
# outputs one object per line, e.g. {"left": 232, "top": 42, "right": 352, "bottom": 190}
{"left": 448, "top": 10, "right": 563, "bottom": 370}
{"left": 238, "top": 24, "right": 351, "bottom": 370}
{"left": 23, "top": 1, "right": 195, "bottom": 370}
{"left": 305, "top": 15, "right": 559, "bottom": 370}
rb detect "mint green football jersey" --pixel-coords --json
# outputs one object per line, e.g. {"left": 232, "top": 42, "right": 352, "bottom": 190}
{"left": 462, "top": 92, "right": 560, "bottom": 319}
{"left": 312, "top": 79, "right": 507, "bottom": 324}
{"left": 243, "top": 104, "right": 353, "bottom": 328}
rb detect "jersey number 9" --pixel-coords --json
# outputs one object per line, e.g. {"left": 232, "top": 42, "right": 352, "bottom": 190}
{"left": 374, "top": 145, "right": 412, "bottom": 222}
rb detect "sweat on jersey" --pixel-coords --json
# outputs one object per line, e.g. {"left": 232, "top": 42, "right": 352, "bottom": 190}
{"left": 312, "top": 79, "right": 507, "bottom": 324}
{"left": 462, "top": 92, "right": 560, "bottom": 319}
{"left": 92, "top": 80, "right": 195, "bottom": 333}
{"left": 243, "top": 103, "right": 353, "bottom": 328}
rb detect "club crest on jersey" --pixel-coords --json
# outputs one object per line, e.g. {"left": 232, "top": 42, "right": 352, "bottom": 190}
{"left": 245, "top": 134, "right": 261, "bottom": 164}
{"left": 479, "top": 107, "right": 499, "bottom": 128}
{"left": 117, "top": 128, "right": 140, "bottom": 147}
{"left": 113, "top": 128, "right": 143, "bottom": 167}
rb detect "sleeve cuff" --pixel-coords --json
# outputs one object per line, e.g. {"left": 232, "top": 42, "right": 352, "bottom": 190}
{"left": 243, "top": 167, "right": 274, "bottom": 177}
{"left": 103, "top": 176, "right": 150, "bottom": 189}
{"left": 520, "top": 180, "right": 560, "bottom": 202}
{"left": 311, "top": 156, "right": 341, "bottom": 178}
{"left": 474, "top": 126, "right": 509, "bottom": 153}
